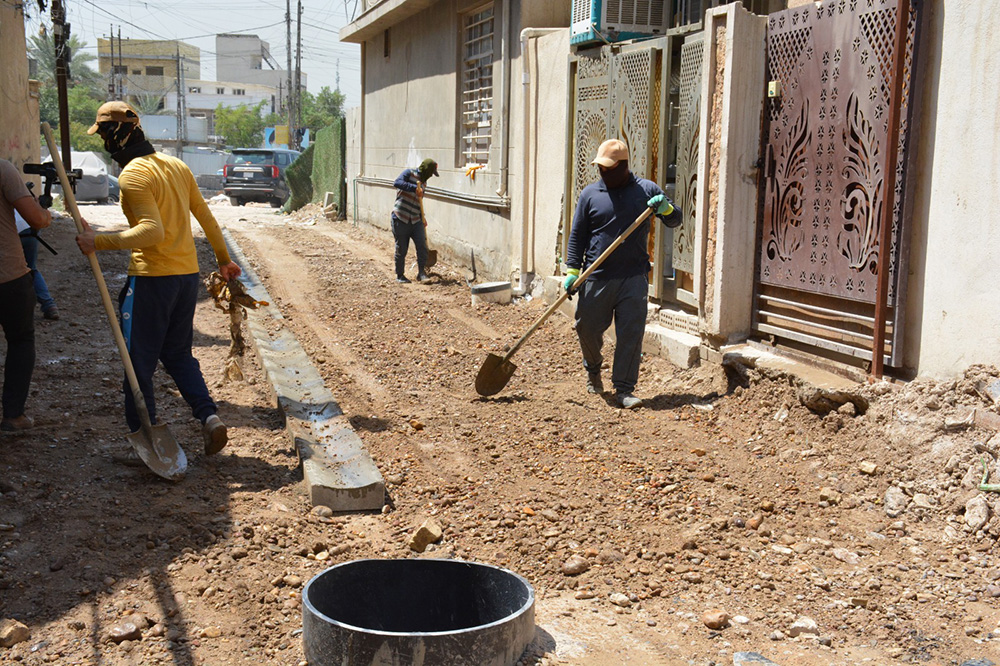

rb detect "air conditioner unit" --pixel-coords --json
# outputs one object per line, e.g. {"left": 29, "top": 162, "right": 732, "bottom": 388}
{"left": 571, "top": 0, "right": 669, "bottom": 47}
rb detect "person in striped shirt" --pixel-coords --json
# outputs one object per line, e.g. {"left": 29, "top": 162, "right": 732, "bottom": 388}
{"left": 391, "top": 158, "right": 437, "bottom": 283}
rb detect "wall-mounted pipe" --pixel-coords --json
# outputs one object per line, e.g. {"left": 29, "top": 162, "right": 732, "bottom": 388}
{"left": 515, "top": 27, "right": 564, "bottom": 296}
{"left": 355, "top": 176, "right": 510, "bottom": 209}
{"left": 495, "top": 0, "right": 512, "bottom": 197}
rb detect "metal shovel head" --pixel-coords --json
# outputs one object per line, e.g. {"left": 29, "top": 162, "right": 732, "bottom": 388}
{"left": 425, "top": 248, "right": 438, "bottom": 268}
{"left": 127, "top": 424, "right": 187, "bottom": 481}
{"left": 475, "top": 353, "right": 517, "bottom": 396}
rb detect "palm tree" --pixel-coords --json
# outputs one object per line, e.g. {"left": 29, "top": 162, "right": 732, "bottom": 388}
{"left": 29, "top": 32, "right": 103, "bottom": 90}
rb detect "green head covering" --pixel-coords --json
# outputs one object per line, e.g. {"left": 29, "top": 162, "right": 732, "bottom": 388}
{"left": 417, "top": 158, "right": 439, "bottom": 181}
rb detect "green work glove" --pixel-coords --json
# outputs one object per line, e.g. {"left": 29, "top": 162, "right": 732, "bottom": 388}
{"left": 563, "top": 268, "right": 580, "bottom": 292}
{"left": 647, "top": 194, "right": 674, "bottom": 216}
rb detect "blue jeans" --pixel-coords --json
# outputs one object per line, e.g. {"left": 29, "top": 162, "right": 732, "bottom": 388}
{"left": 118, "top": 274, "right": 217, "bottom": 432}
{"left": 19, "top": 233, "right": 57, "bottom": 314}
{"left": 391, "top": 214, "right": 428, "bottom": 278}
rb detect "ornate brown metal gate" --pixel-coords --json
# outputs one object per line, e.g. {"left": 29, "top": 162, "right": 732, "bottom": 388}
{"left": 755, "top": 0, "right": 918, "bottom": 366}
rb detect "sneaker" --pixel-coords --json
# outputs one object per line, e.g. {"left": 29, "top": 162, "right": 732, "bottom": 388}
{"left": 396, "top": 276, "right": 411, "bottom": 283}
{"left": 0, "top": 415, "right": 34, "bottom": 432}
{"left": 586, "top": 372, "right": 604, "bottom": 394}
{"left": 42, "top": 307, "right": 60, "bottom": 321}
{"left": 615, "top": 392, "right": 643, "bottom": 410}
{"left": 203, "top": 414, "right": 228, "bottom": 455}
{"left": 417, "top": 272, "right": 430, "bottom": 282}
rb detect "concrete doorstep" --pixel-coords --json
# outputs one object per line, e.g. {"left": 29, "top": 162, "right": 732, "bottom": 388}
{"left": 222, "top": 229, "right": 385, "bottom": 512}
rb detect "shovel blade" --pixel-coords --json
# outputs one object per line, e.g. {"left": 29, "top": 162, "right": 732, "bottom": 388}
{"left": 127, "top": 424, "right": 187, "bottom": 481}
{"left": 475, "top": 353, "right": 517, "bottom": 396}
{"left": 425, "top": 248, "right": 438, "bottom": 268}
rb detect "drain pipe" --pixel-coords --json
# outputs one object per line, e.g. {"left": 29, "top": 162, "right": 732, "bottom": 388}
{"left": 515, "top": 27, "right": 563, "bottom": 297}
{"left": 495, "top": 0, "right": 511, "bottom": 197}
{"left": 355, "top": 41, "right": 366, "bottom": 225}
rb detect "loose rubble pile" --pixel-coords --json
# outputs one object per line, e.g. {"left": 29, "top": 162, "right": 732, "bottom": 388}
{"left": 1, "top": 205, "right": 997, "bottom": 665}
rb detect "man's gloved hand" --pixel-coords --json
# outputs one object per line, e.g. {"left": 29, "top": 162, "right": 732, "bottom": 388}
{"left": 647, "top": 194, "right": 674, "bottom": 216}
{"left": 563, "top": 268, "right": 580, "bottom": 293}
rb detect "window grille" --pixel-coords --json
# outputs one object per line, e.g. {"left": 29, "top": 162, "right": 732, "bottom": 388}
{"left": 216, "top": 87, "right": 225, "bottom": 95}
{"left": 233, "top": 88, "right": 246, "bottom": 95}
{"left": 460, "top": 4, "right": 494, "bottom": 165}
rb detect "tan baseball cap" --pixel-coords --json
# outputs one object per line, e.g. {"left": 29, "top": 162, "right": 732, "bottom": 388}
{"left": 87, "top": 101, "right": 141, "bottom": 135}
{"left": 591, "top": 139, "right": 629, "bottom": 167}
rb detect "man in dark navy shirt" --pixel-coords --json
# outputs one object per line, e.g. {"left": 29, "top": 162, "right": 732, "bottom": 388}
{"left": 564, "top": 139, "right": 680, "bottom": 409}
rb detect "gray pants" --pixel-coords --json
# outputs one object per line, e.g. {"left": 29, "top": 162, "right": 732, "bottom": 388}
{"left": 573, "top": 273, "right": 647, "bottom": 394}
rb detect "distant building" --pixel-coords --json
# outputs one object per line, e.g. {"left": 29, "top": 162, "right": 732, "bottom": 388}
{"left": 164, "top": 80, "right": 279, "bottom": 138}
{"left": 97, "top": 38, "right": 200, "bottom": 104}
{"left": 215, "top": 33, "right": 305, "bottom": 98}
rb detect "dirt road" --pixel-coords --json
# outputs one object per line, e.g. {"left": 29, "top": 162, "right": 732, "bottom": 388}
{"left": 1, "top": 201, "right": 997, "bottom": 665}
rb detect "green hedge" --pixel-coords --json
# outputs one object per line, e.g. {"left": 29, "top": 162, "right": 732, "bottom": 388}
{"left": 311, "top": 118, "right": 346, "bottom": 217}
{"left": 281, "top": 117, "right": 346, "bottom": 215}
{"left": 282, "top": 143, "right": 315, "bottom": 213}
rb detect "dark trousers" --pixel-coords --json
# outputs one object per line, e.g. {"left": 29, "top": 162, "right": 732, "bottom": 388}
{"left": 391, "top": 214, "right": 427, "bottom": 278}
{"left": 574, "top": 273, "right": 648, "bottom": 394}
{"left": 0, "top": 273, "right": 36, "bottom": 419}
{"left": 118, "top": 274, "right": 216, "bottom": 432}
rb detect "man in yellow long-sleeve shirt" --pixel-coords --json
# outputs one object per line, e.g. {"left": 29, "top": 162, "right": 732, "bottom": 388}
{"left": 76, "top": 101, "right": 241, "bottom": 458}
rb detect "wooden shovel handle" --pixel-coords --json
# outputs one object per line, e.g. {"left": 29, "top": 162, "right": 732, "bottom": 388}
{"left": 41, "top": 123, "right": 150, "bottom": 423}
{"left": 502, "top": 206, "right": 654, "bottom": 362}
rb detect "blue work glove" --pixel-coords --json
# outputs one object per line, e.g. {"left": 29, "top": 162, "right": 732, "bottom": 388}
{"left": 647, "top": 194, "right": 674, "bottom": 216}
{"left": 563, "top": 268, "right": 580, "bottom": 294}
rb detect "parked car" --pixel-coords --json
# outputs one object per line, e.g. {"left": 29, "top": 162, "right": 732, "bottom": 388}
{"left": 222, "top": 148, "right": 300, "bottom": 207}
{"left": 43, "top": 150, "right": 112, "bottom": 204}
{"left": 107, "top": 174, "right": 120, "bottom": 203}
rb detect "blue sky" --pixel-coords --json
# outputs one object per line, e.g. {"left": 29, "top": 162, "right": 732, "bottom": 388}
{"left": 23, "top": 0, "right": 363, "bottom": 108}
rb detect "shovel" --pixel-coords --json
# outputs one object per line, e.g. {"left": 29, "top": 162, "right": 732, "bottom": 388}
{"left": 420, "top": 195, "right": 437, "bottom": 269}
{"left": 42, "top": 123, "right": 186, "bottom": 481}
{"left": 475, "top": 206, "right": 654, "bottom": 397}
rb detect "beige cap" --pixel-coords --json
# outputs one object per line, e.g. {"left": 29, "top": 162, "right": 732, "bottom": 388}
{"left": 87, "top": 101, "right": 141, "bottom": 135}
{"left": 591, "top": 138, "right": 629, "bottom": 167}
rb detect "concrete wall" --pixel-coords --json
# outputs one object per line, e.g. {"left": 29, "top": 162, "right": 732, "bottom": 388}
{"left": 346, "top": 0, "right": 569, "bottom": 283}
{"left": 0, "top": 0, "right": 41, "bottom": 177}
{"left": 902, "top": 3, "right": 1000, "bottom": 378}
{"left": 216, "top": 34, "right": 301, "bottom": 93}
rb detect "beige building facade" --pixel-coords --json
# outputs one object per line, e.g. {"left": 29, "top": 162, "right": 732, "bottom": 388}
{"left": 342, "top": 0, "right": 1000, "bottom": 380}
{"left": 0, "top": 0, "right": 41, "bottom": 175}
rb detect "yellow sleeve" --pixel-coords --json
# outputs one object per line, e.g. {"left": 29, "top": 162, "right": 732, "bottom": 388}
{"left": 187, "top": 168, "right": 232, "bottom": 266}
{"left": 93, "top": 168, "right": 165, "bottom": 251}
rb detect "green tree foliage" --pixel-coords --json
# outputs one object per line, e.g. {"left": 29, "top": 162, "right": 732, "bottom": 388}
{"left": 215, "top": 101, "right": 268, "bottom": 148}
{"left": 31, "top": 33, "right": 108, "bottom": 154}
{"left": 29, "top": 32, "right": 103, "bottom": 90}
{"left": 298, "top": 86, "right": 345, "bottom": 133}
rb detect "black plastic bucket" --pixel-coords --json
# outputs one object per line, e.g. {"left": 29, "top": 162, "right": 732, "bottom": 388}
{"left": 302, "top": 559, "right": 535, "bottom": 666}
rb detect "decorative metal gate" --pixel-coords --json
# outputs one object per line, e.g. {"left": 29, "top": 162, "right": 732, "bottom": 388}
{"left": 755, "top": 0, "right": 918, "bottom": 366}
{"left": 565, "top": 43, "right": 668, "bottom": 294}
{"left": 672, "top": 33, "right": 704, "bottom": 280}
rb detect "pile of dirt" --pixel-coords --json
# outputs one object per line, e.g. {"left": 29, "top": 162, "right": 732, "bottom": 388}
{"left": 1, "top": 205, "right": 997, "bottom": 666}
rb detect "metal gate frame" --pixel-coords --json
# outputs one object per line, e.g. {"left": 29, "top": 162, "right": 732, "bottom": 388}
{"left": 753, "top": 0, "right": 921, "bottom": 369}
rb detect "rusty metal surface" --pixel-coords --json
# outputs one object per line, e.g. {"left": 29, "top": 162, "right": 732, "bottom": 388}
{"left": 758, "top": 0, "right": 916, "bottom": 305}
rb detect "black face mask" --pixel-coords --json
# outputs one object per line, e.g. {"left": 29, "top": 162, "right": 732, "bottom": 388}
{"left": 600, "top": 160, "right": 630, "bottom": 189}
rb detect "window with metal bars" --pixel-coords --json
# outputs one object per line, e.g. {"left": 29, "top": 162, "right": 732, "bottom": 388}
{"left": 460, "top": 4, "right": 494, "bottom": 165}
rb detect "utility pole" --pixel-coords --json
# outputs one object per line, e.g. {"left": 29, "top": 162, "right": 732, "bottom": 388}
{"left": 108, "top": 24, "right": 115, "bottom": 101}
{"left": 117, "top": 27, "right": 124, "bottom": 99}
{"left": 285, "top": 0, "right": 293, "bottom": 148}
{"left": 51, "top": 0, "right": 72, "bottom": 171}
{"left": 295, "top": 0, "right": 303, "bottom": 149}
{"left": 176, "top": 47, "right": 185, "bottom": 156}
